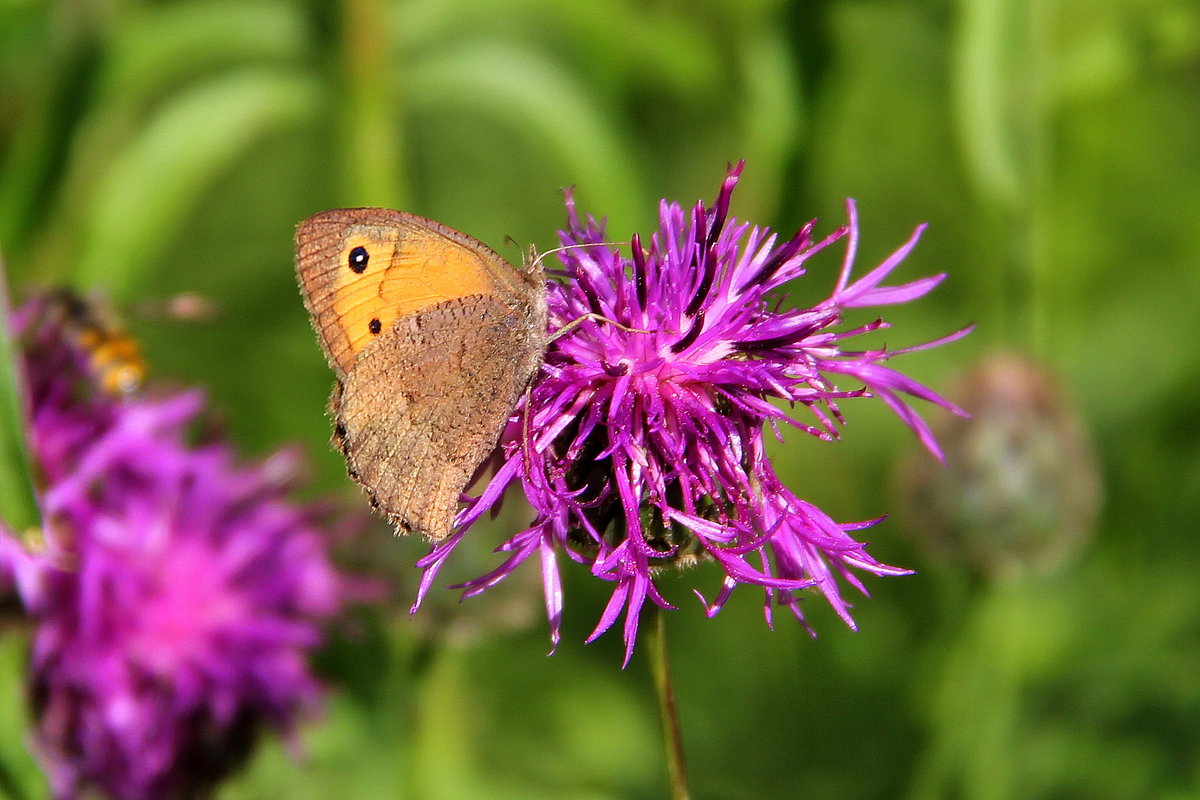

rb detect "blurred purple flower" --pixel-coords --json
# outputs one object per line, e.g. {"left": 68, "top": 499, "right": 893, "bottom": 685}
{"left": 415, "top": 163, "right": 970, "bottom": 664}
{"left": 0, "top": 293, "right": 361, "bottom": 800}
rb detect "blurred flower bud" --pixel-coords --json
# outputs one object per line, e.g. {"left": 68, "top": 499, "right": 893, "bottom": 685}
{"left": 900, "top": 352, "right": 1102, "bottom": 577}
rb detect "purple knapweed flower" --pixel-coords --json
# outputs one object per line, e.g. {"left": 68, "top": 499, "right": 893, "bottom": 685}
{"left": 415, "top": 163, "right": 970, "bottom": 664}
{"left": 0, "top": 292, "right": 361, "bottom": 800}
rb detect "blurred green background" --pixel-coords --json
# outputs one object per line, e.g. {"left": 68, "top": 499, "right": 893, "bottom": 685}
{"left": 2, "top": 0, "right": 1199, "bottom": 797}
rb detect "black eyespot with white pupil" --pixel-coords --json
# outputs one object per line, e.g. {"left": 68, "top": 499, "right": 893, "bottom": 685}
{"left": 369, "top": 318, "right": 381, "bottom": 335}
{"left": 348, "top": 246, "right": 369, "bottom": 273}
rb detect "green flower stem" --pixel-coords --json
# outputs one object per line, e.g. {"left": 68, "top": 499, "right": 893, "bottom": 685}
{"left": 1025, "top": 0, "right": 1053, "bottom": 357}
{"left": 648, "top": 605, "right": 690, "bottom": 800}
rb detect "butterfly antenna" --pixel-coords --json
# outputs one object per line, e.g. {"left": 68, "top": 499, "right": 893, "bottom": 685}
{"left": 530, "top": 240, "right": 630, "bottom": 272}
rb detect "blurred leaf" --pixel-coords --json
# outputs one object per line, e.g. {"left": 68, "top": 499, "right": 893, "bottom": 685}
{"left": 0, "top": 636, "right": 44, "bottom": 800}
{"left": 71, "top": 69, "right": 321, "bottom": 300}
{"left": 952, "top": 0, "right": 1041, "bottom": 207}
{"left": 10, "top": 2, "right": 310, "bottom": 288}
{"left": 403, "top": 44, "right": 643, "bottom": 218}
{"left": 393, "top": 0, "right": 721, "bottom": 97}
{"left": 99, "top": 0, "right": 308, "bottom": 106}
{"left": 0, "top": 255, "right": 38, "bottom": 533}
{"left": 0, "top": 14, "right": 94, "bottom": 262}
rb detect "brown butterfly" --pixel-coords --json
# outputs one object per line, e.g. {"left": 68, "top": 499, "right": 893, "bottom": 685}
{"left": 294, "top": 208, "right": 547, "bottom": 540}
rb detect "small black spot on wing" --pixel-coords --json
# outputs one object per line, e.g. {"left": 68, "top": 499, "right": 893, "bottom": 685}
{"left": 349, "top": 246, "right": 369, "bottom": 273}
{"left": 369, "top": 317, "right": 382, "bottom": 335}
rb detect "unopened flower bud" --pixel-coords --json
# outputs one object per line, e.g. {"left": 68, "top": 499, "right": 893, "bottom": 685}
{"left": 900, "top": 352, "right": 1101, "bottom": 577}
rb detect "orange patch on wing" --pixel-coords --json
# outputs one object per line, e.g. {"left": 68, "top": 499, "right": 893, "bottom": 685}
{"left": 332, "top": 232, "right": 495, "bottom": 360}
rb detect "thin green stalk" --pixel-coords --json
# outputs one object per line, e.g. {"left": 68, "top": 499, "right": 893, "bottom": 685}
{"left": 648, "top": 605, "right": 689, "bottom": 800}
{"left": 1025, "top": 0, "right": 1053, "bottom": 358}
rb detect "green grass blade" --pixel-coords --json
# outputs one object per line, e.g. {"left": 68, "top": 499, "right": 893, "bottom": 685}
{"left": 0, "top": 255, "right": 40, "bottom": 534}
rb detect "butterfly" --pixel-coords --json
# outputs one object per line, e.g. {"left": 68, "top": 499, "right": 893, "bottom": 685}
{"left": 295, "top": 208, "right": 547, "bottom": 540}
